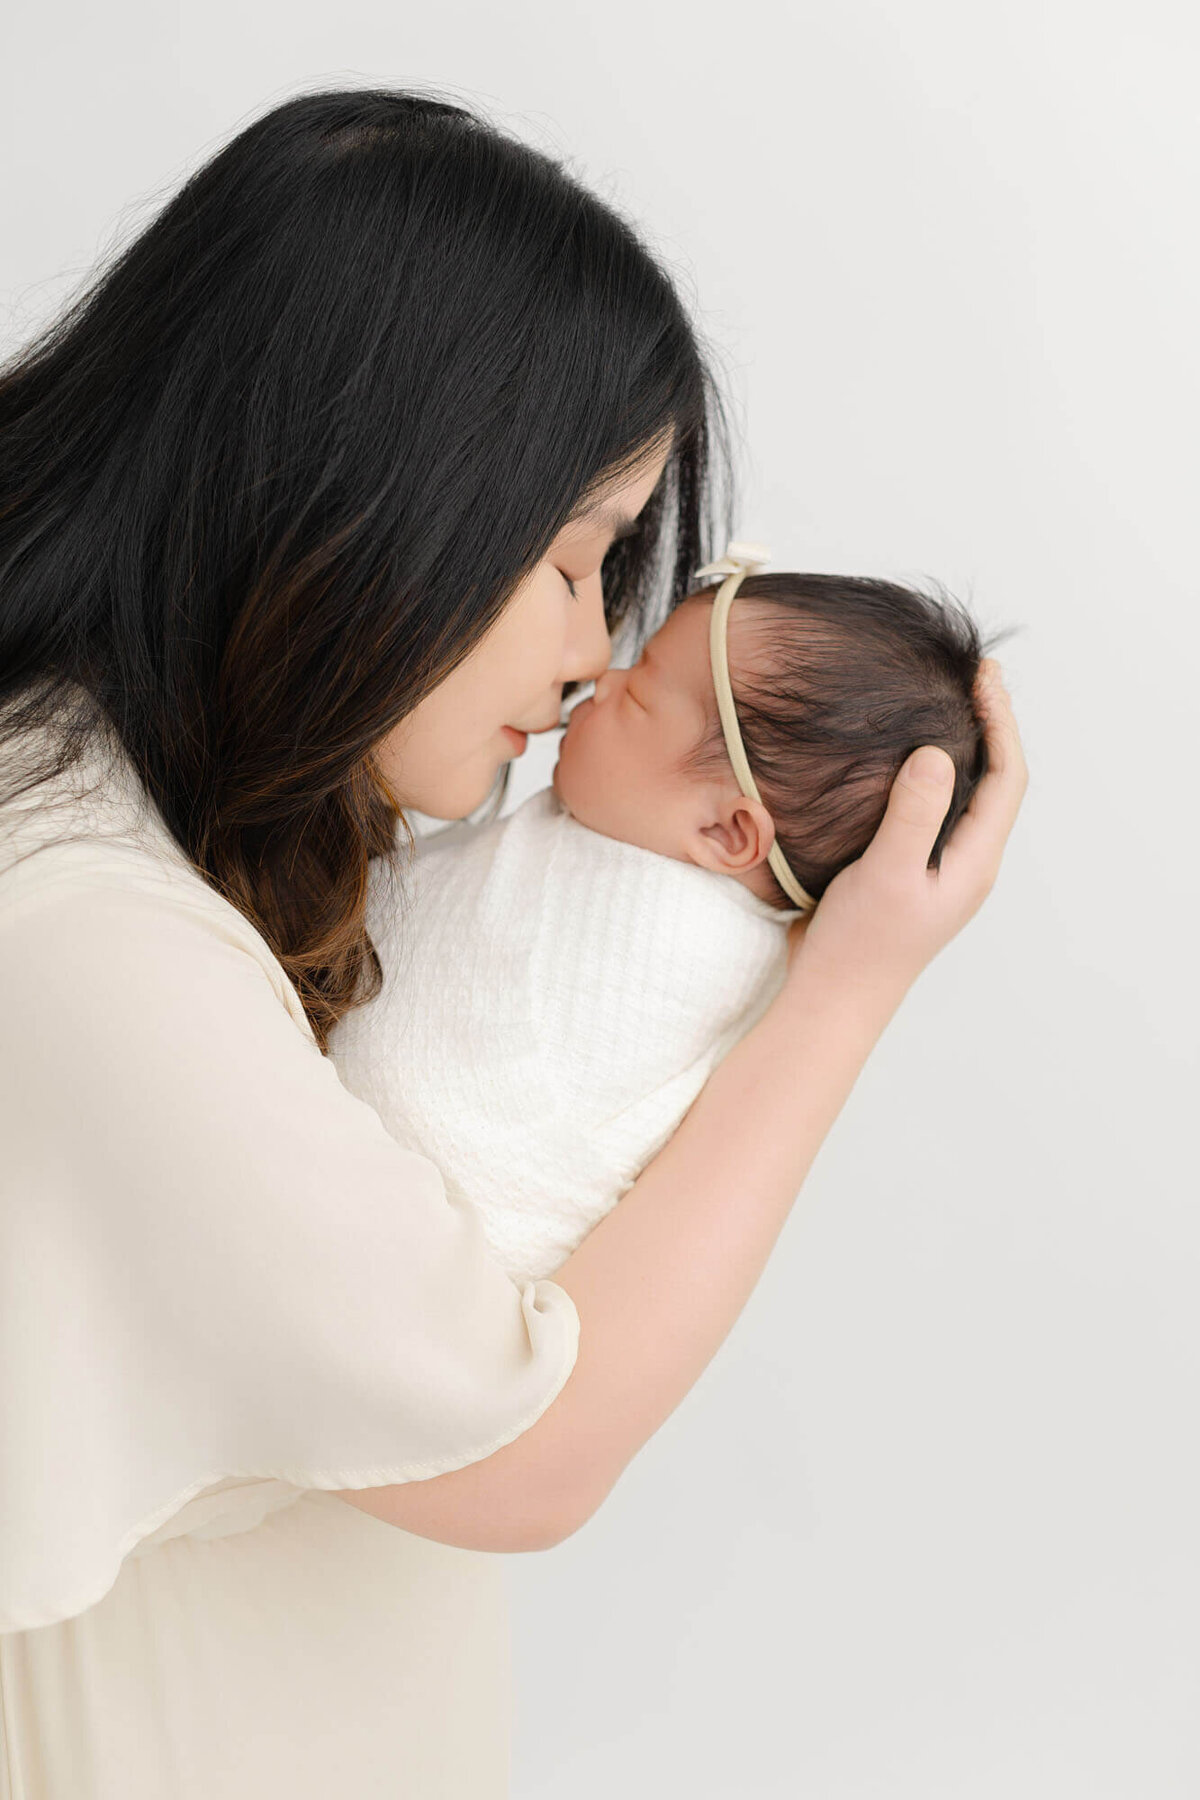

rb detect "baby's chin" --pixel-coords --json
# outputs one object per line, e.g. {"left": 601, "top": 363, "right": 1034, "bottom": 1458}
{"left": 550, "top": 754, "right": 603, "bottom": 832}
{"left": 549, "top": 756, "right": 579, "bottom": 820}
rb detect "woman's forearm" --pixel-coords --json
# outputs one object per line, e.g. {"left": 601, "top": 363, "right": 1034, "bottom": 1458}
{"left": 338, "top": 961, "right": 907, "bottom": 1552}
{"left": 543, "top": 961, "right": 908, "bottom": 1525}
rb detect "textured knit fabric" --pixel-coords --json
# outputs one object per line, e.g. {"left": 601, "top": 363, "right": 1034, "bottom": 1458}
{"left": 0, "top": 687, "right": 581, "bottom": 1797}
{"left": 329, "top": 787, "right": 801, "bottom": 1287}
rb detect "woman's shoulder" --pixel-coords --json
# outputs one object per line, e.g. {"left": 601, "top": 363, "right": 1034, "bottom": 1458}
{"left": 0, "top": 688, "right": 315, "bottom": 1041}
{"left": 3, "top": 685, "right": 178, "bottom": 873}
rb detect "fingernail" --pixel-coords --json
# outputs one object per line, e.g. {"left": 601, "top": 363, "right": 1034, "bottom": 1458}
{"left": 909, "top": 747, "right": 954, "bottom": 787}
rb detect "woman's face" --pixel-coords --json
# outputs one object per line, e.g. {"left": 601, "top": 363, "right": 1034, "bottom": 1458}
{"left": 376, "top": 440, "right": 672, "bottom": 819}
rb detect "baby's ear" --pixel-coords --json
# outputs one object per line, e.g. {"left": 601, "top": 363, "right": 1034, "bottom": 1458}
{"left": 688, "top": 796, "right": 776, "bottom": 876}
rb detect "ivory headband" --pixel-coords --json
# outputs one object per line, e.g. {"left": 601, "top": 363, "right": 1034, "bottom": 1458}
{"left": 694, "top": 541, "right": 818, "bottom": 914}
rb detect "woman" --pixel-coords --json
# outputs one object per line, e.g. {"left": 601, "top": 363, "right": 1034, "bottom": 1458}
{"left": 0, "top": 90, "right": 1026, "bottom": 1797}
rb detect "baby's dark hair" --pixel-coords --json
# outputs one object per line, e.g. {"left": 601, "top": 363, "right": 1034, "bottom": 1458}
{"left": 682, "top": 571, "right": 1002, "bottom": 908}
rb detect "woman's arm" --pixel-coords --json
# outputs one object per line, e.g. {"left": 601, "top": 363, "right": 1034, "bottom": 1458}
{"left": 334, "top": 665, "right": 1026, "bottom": 1551}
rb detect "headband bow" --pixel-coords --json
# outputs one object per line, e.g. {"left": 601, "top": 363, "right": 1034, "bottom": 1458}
{"left": 693, "top": 540, "right": 772, "bottom": 584}
{"left": 694, "top": 541, "right": 817, "bottom": 914}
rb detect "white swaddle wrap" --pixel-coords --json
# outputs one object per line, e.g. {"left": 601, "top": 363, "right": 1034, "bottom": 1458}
{"left": 329, "top": 786, "right": 800, "bottom": 1287}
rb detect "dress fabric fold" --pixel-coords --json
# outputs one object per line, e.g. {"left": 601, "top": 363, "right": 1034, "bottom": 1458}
{"left": 0, "top": 688, "right": 580, "bottom": 1797}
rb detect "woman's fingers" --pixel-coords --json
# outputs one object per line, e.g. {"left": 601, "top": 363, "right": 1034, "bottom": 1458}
{"left": 974, "top": 660, "right": 1027, "bottom": 802}
{"left": 863, "top": 744, "right": 957, "bottom": 873}
{"left": 786, "top": 661, "right": 1026, "bottom": 998}
{"left": 939, "top": 663, "right": 1028, "bottom": 885}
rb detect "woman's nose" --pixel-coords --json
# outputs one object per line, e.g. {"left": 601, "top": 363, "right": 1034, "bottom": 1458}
{"left": 560, "top": 571, "right": 612, "bottom": 687}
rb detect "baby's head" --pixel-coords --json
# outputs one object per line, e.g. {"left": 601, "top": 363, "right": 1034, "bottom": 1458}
{"left": 551, "top": 572, "right": 990, "bottom": 910}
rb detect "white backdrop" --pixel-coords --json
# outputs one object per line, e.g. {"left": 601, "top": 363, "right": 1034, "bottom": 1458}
{"left": 4, "top": 4, "right": 1197, "bottom": 1794}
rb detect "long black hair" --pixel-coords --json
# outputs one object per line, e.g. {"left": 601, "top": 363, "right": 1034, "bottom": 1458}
{"left": 0, "top": 88, "right": 730, "bottom": 1049}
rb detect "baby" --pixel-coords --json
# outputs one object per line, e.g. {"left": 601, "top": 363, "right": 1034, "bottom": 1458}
{"left": 329, "top": 549, "right": 989, "bottom": 1288}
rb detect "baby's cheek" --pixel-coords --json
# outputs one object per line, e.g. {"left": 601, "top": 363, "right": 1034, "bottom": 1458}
{"left": 585, "top": 733, "right": 630, "bottom": 826}
{"left": 583, "top": 737, "right": 615, "bottom": 808}
{"left": 556, "top": 726, "right": 604, "bottom": 824}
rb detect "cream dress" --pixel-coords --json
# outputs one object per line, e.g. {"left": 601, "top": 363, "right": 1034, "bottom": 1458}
{"left": 0, "top": 691, "right": 581, "bottom": 1799}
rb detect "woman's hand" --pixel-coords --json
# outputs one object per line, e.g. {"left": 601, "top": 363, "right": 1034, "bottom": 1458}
{"left": 785, "top": 660, "right": 1027, "bottom": 1002}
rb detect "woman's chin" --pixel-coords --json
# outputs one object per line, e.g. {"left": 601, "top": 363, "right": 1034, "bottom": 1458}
{"left": 413, "top": 764, "right": 504, "bottom": 823}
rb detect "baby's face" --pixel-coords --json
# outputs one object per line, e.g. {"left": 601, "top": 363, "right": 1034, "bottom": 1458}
{"left": 552, "top": 592, "right": 733, "bottom": 861}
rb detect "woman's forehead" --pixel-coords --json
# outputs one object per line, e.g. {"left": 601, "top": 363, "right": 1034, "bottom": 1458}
{"left": 565, "top": 434, "right": 674, "bottom": 539}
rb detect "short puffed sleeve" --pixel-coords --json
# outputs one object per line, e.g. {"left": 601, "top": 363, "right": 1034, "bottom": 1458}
{"left": 0, "top": 852, "right": 580, "bottom": 1632}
